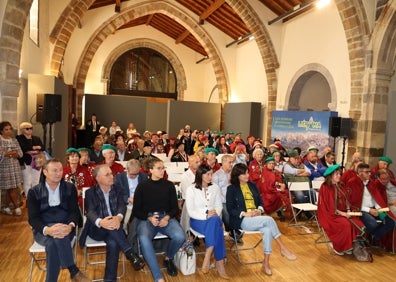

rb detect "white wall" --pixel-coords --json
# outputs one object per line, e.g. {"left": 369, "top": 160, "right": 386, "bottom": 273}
{"left": 19, "top": 0, "right": 50, "bottom": 78}
{"left": 276, "top": 1, "right": 351, "bottom": 117}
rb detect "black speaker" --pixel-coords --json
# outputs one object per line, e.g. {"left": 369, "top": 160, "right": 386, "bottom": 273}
{"left": 329, "top": 117, "right": 341, "bottom": 137}
{"left": 340, "top": 118, "right": 352, "bottom": 138}
{"left": 329, "top": 117, "right": 352, "bottom": 138}
{"left": 36, "top": 94, "right": 62, "bottom": 123}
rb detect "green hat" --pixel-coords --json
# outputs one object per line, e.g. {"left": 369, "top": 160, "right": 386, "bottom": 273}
{"left": 264, "top": 157, "right": 274, "bottom": 163}
{"left": 77, "top": 147, "right": 91, "bottom": 155}
{"left": 101, "top": 144, "right": 117, "bottom": 153}
{"left": 203, "top": 147, "right": 219, "bottom": 156}
{"left": 323, "top": 164, "right": 341, "bottom": 178}
{"left": 271, "top": 149, "right": 279, "bottom": 155}
{"left": 218, "top": 131, "right": 223, "bottom": 136}
{"left": 66, "top": 147, "right": 80, "bottom": 156}
{"left": 379, "top": 156, "right": 393, "bottom": 164}
{"left": 308, "top": 146, "right": 319, "bottom": 152}
{"left": 288, "top": 150, "right": 300, "bottom": 158}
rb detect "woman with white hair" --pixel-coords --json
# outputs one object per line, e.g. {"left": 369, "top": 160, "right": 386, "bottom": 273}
{"left": 16, "top": 121, "right": 44, "bottom": 197}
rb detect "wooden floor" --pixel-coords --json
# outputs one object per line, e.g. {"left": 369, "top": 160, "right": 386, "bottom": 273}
{"left": 1, "top": 205, "right": 395, "bottom": 282}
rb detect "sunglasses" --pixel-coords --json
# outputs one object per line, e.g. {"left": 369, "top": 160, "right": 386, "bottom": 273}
{"left": 24, "top": 127, "right": 33, "bottom": 130}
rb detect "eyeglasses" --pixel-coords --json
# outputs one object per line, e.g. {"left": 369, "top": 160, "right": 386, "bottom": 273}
{"left": 24, "top": 127, "right": 33, "bottom": 130}
{"left": 153, "top": 166, "right": 165, "bottom": 170}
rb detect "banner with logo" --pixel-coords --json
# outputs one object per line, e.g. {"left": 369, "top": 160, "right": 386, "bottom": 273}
{"left": 271, "top": 111, "right": 338, "bottom": 155}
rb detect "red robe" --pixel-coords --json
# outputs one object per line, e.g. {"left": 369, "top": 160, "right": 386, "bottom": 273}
{"left": 370, "top": 165, "right": 395, "bottom": 181}
{"left": 98, "top": 161, "right": 125, "bottom": 176}
{"left": 63, "top": 164, "right": 95, "bottom": 208}
{"left": 340, "top": 169, "right": 357, "bottom": 185}
{"left": 346, "top": 176, "right": 396, "bottom": 252}
{"left": 317, "top": 182, "right": 365, "bottom": 252}
{"left": 249, "top": 160, "right": 291, "bottom": 215}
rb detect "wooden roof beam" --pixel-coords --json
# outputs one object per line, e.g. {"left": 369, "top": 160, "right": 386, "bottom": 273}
{"left": 146, "top": 14, "right": 154, "bottom": 25}
{"left": 115, "top": 0, "right": 121, "bottom": 13}
{"left": 175, "top": 29, "right": 190, "bottom": 44}
{"left": 199, "top": 0, "right": 225, "bottom": 24}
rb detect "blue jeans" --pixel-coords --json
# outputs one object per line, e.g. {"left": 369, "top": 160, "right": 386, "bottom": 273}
{"left": 361, "top": 212, "right": 395, "bottom": 240}
{"left": 137, "top": 218, "right": 185, "bottom": 281}
{"left": 190, "top": 216, "right": 226, "bottom": 261}
{"left": 34, "top": 231, "right": 75, "bottom": 282}
{"left": 88, "top": 226, "right": 132, "bottom": 281}
{"left": 241, "top": 215, "right": 281, "bottom": 254}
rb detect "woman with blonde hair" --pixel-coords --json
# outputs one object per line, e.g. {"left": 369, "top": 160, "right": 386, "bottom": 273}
{"left": 16, "top": 121, "right": 44, "bottom": 196}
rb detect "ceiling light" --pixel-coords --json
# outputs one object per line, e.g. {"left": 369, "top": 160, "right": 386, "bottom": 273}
{"left": 316, "top": 0, "right": 330, "bottom": 9}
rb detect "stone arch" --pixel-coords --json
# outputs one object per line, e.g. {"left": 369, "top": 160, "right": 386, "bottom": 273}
{"left": 333, "top": 0, "right": 371, "bottom": 155}
{"left": 72, "top": 1, "right": 229, "bottom": 105}
{"left": 0, "top": 0, "right": 33, "bottom": 123}
{"left": 101, "top": 38, "right": 187, "bottom": 99}
{"left": 357, "top": 2, "right": 396, "bottom": 164}
{"left": 227, "top": 0, "right": 279, "bottom": 144}
{"left": 285, "top": 64, "right": 337, "bottom": 111}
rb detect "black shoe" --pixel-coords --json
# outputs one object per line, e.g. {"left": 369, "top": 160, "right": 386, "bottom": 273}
{"left": 164, "top": 258, "right": 178, "bottom": 276}
{"left": 127, "top": 253, "right": 145, "bottom": 271}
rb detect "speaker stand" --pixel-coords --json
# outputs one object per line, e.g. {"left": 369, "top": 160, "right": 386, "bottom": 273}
{"left": 48, "top": 123, "right": 54, "bottom": 156}
{"left": 42, "top": 123, "right": 48, "bottom": 151}
{"left": 340, "top": 136, "right": 347, "bottom": 170}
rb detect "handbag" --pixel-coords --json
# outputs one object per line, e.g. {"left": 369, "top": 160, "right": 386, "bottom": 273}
{"left": 174, "top": 240, "right": 196, "bottom": 275}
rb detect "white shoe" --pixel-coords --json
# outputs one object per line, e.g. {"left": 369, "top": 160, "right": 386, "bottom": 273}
{"left": 2, "top": 207, "right": 12, "bottom": 215}
{"left": 14, "top": 208, "right": 22, "bottom": 216}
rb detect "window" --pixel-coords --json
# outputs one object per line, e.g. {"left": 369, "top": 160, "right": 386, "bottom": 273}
{"left": 29, "top": 0, "right": 39, "bottom": 46}
{"left": 109, "top": 48, "right": 177, "bottom": 99}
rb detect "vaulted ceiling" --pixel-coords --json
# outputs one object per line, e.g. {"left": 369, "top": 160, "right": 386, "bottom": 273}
{"left": 89, "top": 0, "right": 306, "bottom": 56}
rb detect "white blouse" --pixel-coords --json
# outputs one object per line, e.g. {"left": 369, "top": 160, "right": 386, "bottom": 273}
{"left": 185, "top": 183, "right": 223, "bottom": 220}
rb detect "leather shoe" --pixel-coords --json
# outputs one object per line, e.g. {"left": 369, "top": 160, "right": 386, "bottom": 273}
{"left": 280, "top": 249, "right": 297, "bottom": 261}
{"left": 127, "top": 253, "right": 145, "bottom": 271}
{"left": 164, "top": 258, "right": 178, "bottom": 276}
{"left": 71, "top": 271, "right": 91, "bottom": 282}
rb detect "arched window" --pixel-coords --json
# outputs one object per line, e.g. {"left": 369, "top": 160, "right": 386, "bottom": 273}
{"left": 109, "top": 48, "right": 177, "bottom": 99}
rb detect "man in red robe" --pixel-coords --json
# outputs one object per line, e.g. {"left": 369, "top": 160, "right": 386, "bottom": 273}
{"left": 346, "top": 163, "right": 395, "bottom": 244}
{"left": 370, "top": 156, "right": 395, "bottom": 181}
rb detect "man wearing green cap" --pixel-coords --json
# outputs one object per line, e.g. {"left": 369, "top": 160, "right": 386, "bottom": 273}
{"left": 370, "top": 156, "right": 395, "bottom": 181}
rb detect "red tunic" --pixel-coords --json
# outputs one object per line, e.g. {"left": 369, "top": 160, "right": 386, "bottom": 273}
{"left": 98, "top": 161, "right": 125, "bottom": 176}
{"left": 317, "top": 182, "right": 365, "bottom": 252}
{"left": 249, "top": 160, "right": 291, "bottom": 215}
{"left": 340, "top": 169, "right": 357, "bottom": 185}
{"left": 370, "top": 165, "right": 395, "bottom": 181}
{"left": 63, "top": 164, "right": 95, "bottom": 208}
{"left": 346, "top": 176, "right": 396, "bottom": 252}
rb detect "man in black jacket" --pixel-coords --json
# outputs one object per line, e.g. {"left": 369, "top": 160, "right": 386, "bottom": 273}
{"left": 27, "top": 159, "right": 90, "bottom": 282}
{"left": 79, "top": 164, "right": 144, "bottom": 281}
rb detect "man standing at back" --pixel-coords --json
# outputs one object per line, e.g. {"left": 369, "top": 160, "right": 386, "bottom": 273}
{"left": 27, "top": 159, "right": 90, "bottom": 282}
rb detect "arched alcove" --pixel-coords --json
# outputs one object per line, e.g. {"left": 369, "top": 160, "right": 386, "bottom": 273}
{"left": 286, "top": 64, "right": 337, "bottom": 111}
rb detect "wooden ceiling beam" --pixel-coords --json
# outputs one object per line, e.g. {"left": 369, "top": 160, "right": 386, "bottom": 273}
{"left": 145, "top": 14, "right": 154, "bottom": 25}
{"left": 115, "top": 0, "right": 121, "bottom": 13}
{"left": 199, "top": 0, "right": 225, "bottom": 23}
{"left": 175, "top": 29, "right": 190, "bottom": 44}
